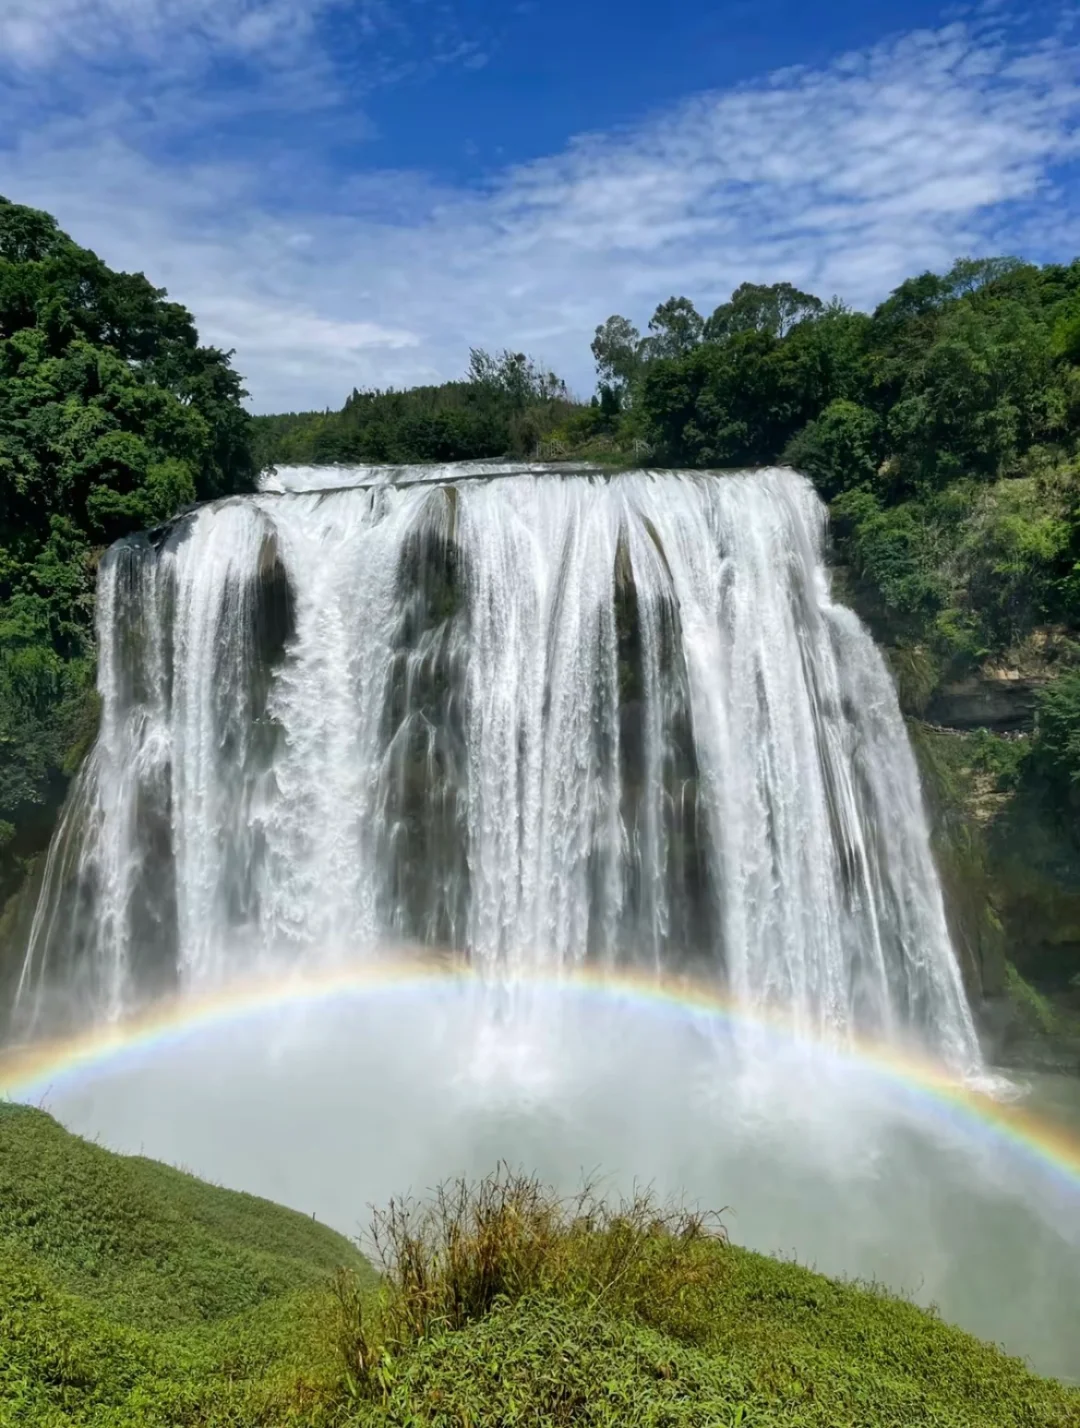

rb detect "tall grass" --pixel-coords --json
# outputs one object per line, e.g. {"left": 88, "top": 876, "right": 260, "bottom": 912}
{"left": 333, "top": 1165, "right": 729, "bottom": 1400}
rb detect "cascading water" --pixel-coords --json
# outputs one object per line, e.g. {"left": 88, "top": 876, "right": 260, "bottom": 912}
{"left": 13, "top": 465, "right": 980, "bottom": 1070}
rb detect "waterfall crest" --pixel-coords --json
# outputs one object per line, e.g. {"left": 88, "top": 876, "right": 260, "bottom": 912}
{"left": 14, "top": 466, "right": 980, "bottom": 1069}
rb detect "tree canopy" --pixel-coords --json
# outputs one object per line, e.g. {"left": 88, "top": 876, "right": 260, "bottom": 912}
{"left": 253, "top": 349, "right": 574, "bottom": 469}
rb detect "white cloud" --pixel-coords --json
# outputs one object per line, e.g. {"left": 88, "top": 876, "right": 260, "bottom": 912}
{"left": 0, "top": 0, "right": 335, "bottom": 67}
{"left": 1, "top": 14, "right": 1078, "bottom": 410}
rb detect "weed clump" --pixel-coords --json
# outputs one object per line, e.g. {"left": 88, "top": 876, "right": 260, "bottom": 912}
{"left": 334, "top": 1164, "right": 729, "bottom": 1399}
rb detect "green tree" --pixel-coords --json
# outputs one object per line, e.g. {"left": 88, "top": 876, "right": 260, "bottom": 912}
{"left": 783, "top": 399, "right": 882, "bottom": 499}
{"left": 643, "top": 297, "right": 704, "bottom": 361}
{"left": 591, "top": 315, "right": 643, "bottom": 398}
{"left": 704, "top": 281, "right": 823, "bottom": 342}
{"left": 467, "top": 348, "right": 567, "bottom": 407}
{"left": 640, "top": 328, "right": 815, "bottom": 467}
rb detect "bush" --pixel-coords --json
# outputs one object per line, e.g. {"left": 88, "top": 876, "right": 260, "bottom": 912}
{"left": 1035, "top": 669, "right": 1080, "bottom": 788}
{"left": 783, "top": 399, "right": 883, "bottom": 499}
{"left": 335, "top": 1166, "right": 1079, "bottom": 1427}
{"left": 335, "top": 1164, "right": 729, "bottom": 1397}
{"left": 830, "top": 490, "right": 947, "bottom": 622}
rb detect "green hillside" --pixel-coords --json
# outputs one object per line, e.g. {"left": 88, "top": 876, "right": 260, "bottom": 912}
{"left": 1, "top": 1102, "right": 1077, "bottom": 1427}
{"left": 0, "top": 1101, "right": 371, "bottom": 1425}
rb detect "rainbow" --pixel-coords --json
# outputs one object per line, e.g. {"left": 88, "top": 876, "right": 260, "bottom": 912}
{"left": 3, "top": 958, "right": 1080, "bottom": 1190}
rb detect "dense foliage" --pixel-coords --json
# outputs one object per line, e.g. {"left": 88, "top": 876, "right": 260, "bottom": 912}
{"left": 2, "top": 1109, "right": 1075, "bottom": 1426}
{"left": 253, "top": 349, "right": 575, "bottom": 467}
{"left": 590, "top": 264, "right": 1078, "bottom": 638}
{"left": 0, "top": 198, "right": 255, "bottom": 906}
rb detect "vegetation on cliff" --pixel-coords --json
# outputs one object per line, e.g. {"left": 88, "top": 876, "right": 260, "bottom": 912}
{"left": 0, "top": 198, "right": 256, "bottom": 909}
{"left": 583, "top": 262, "right": 1080, "bottom": 686}
{"left": 1, "top": 1105, "right": 1076, "bottom": 1426}
{"left": 252, "top": 348, "right": 575, "bottom": 468}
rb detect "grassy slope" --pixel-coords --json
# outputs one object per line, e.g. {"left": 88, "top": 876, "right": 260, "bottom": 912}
{"left": 1, "top": 1103, "right": 1078, "bottom": 1427}
{"left": 0, "top": 1101, "right": 372, "bottom": 1425}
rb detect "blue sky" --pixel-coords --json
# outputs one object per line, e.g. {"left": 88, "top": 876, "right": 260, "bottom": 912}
{"left": 1, "top": 0, "right": 1078, "bottom": 411}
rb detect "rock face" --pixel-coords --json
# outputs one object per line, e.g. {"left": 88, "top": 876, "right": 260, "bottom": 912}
{"left": 926, "top": 673, "right": 1046, "bottom": 733}
{"left": 906, "top": 708, "right": 1080, "bottom": 1066}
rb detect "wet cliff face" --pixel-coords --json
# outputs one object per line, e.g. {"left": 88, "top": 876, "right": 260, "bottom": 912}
{"left": 926, "top": 674, "right": 1047, "bottom": 734}
{"left": 884, "top": 637, "right": 1080, "bottom": 1066}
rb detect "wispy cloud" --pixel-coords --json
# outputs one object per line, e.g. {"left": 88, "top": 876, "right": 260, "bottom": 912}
{"left": 0, "top": 0, "right": 491, "bottom": 123}
{"left": 1, "top": 11, "right": 1078, "bottom": 409}
{"left": 0, "top": 0, "right": 337, "bottom": 68}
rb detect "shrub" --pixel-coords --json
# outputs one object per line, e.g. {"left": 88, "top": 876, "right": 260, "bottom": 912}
{"left": 334, "top": 1165, "right": 728, "bottom": 1399}
{"left": 1035, "top": 669, "right": 1080, "bottom": 788}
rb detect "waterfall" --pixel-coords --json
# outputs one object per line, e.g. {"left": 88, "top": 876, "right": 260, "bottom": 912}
{"left": 13, "top": 466, "right": 981, "bottom": 1069}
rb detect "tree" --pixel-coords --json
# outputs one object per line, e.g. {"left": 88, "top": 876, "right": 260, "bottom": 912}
{"left": 1051, "top": 305, "right": 1080, "bottom": 365}
{"left": 884, "top": 302, "right": 1056, "bottom": 488}
{"left": 944, "top": 256, "right": 1026, "bottom": 298}
{"left": 639, "top": 328, "right": 812, "bottom": 467}
{"left": 643, "top": 297, "right": 703, "bottom": 361}
{"left": 590, "top": 315, "right": 643, "bottom": 395}
{"left": 467, "top": 348, "right": 567, "bottom": 408}
{"left": 704, "top": 282, "right": 823, "bottom": 343}
{"left": 783, "top": 400, "right": 883, "bottom": 499}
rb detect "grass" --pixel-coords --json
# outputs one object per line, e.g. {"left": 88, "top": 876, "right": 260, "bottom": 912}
{"left": 2, "top": 1105, "right": 1078, "bottom": 1427}
{"left": 0, "top": 1100, "right": 373, "bottom": 1425}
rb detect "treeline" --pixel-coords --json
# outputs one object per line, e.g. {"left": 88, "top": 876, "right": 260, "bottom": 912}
{"left": 253, "top": 349, "right": 576, "bottom": 467}
{"left": 591, "top": 265, "right": 1080, "bottom": 468}
{"left": 0, "top": 198, "right": 256, "bottom": 904}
